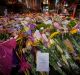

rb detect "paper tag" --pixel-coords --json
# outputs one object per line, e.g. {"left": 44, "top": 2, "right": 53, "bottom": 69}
{"left": 36, "top": 52, "right": 49, "bottom": 72}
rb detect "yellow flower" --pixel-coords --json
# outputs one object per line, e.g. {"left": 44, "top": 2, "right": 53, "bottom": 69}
{"left": 32, "top": 42, "right": 38, "bottom": 46}
{"left": 49, "top": 39, "right": 55, "bottom": 45}
{"left": 50, "top": 32, "right": 60, "bottom": 38}
{"left": 70, "top": 29, "right": 78, "bottom": 34}
{"left": 23, "top": 26, "right": 29, "bottom": 32}
{"left": 32, "top": 40, "right": 41, "bottom": 46}
{"left": 26, "top": 40, "right": 32, "bottom": 47}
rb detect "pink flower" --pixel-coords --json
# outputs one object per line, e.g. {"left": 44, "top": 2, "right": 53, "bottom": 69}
{"left": 74, "top": 23, "right": 80, "bottom": 30}
{"left": 19, "top": 58, "right": 31, "bottom": 72}
{"left": 53, "top": 22, "right": 62, "bottom": 29}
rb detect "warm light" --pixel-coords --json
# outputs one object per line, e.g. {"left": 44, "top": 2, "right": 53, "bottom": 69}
{"left": 8, "top": 0, "right": 16, "bottom": 4}
{"left": 64, "top": 3, "right": 68, "bottom": 7}
{"left": 18, "top": 0, "right": 22, "bottom": 3}
{"left": 43, "top": 0, "right": 48, "bottom": 4}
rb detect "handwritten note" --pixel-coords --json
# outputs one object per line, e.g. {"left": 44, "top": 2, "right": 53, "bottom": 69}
{"left": 36, "top": 52, "right": 49, "bottom": 72}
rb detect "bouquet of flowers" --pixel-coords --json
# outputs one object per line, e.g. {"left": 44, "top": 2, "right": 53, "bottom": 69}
{"left": 1, "top": 13, "right": 80, "bottom": 75}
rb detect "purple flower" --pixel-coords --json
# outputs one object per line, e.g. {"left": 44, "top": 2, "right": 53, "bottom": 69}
{"left": 27, "top": 30, "right": 32, "bottom": 35}
{"left": 0, "top": 26, "right": 3, "bottom": 28}
{"left": 74, "top": 23, "right": 80, "bottom": 30}
{"left": 27, "top": 24, "right": 36, "bottom": 30}
{"left": 28, "top": 35, "right": 34, "bottom": 42}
